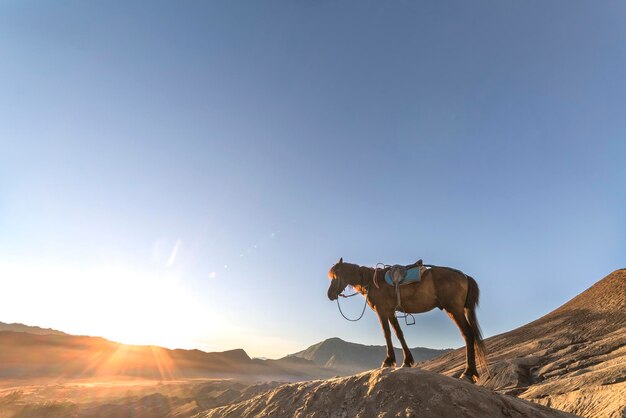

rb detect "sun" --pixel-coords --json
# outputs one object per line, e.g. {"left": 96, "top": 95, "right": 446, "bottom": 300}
{"left": 0, "top": 259, "right": 214, "bottom": 350}
{"left": 83, "top": 265, "right": 212, "bottom": 349}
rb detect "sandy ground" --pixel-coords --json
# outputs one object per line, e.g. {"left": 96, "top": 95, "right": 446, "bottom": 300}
{"left": 0, "top": 378, "right": 280, "bottom": 418}
{"left": 197, "top": 368, "right": 577, "bottom": 418}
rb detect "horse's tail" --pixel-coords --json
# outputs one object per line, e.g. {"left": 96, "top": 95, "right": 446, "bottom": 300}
{"left": 464, "top": 275, "right": 490, "bottom": 379}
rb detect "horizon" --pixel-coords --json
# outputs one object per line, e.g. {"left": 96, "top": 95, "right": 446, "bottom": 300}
{"left": 0, "top": 320, "right": 457, "bottom": 357}
{"left": 1, "top": 1, "right": 625, "bottom": 359}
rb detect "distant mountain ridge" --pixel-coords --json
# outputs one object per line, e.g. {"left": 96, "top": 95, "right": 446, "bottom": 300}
{"left": 285, "top": 337, "right": 451, "bottom": 375}
{"left": 0, "top": 331, "right": 336, "bottom": 381}
{"left": 0, "top": 321, "right": 67, "bottom": 336}
{"left": 0, "top": 320, "right": 451, "bottom": 381}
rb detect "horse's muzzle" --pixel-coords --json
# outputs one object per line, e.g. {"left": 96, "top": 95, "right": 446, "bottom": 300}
{"left": 327, "top": 279, "right": 343, "bottom": 301}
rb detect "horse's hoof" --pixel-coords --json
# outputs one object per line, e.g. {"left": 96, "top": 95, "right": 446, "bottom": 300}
{"left": 401, "top": 363, "right": 413, "bottom": 368}
{"left": 381, "top": 359, "right": 396, "bottom": 368}
{"left": 460, "top": 373, "right": 477, "bottom": 384}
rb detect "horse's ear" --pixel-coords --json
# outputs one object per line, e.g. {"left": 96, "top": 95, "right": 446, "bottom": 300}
{"left": 338, "top": 257, "right": 343, "bottom": 264}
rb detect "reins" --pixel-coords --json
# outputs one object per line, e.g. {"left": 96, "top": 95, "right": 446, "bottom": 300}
{"left": 336, "top": 261, "right": 444, "bottom": 325}
{"left": 335, "top": 261, "right": 450, "bottom": 324}
{"left": 336, "top": 285, "right": 370, "bottom": 322}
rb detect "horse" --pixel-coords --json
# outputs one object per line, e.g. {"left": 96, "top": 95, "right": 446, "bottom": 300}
{"left": 327, "top": 257, "right": 489, "bottom": 383}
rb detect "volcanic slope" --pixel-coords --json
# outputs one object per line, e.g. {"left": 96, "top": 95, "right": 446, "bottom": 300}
{"left": 196, "top": 367, "right": 575, "bottom": 418}
{"left": 421, "top": 268, "right": 626, "bottom": 418}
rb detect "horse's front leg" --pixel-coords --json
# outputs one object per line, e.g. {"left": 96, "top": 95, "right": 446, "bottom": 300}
{"left": 377, "top": 313, "right": 396, "bottom": 367}
{"left": 389, "top": 316, "right": 414, "bottom": 367}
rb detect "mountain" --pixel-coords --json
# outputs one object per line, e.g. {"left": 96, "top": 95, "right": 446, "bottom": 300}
{"left": 0, "top": 327, "right": 448, "bottom": 383}
{"left": 196, "top": 368, "right": 575, "bottom": 418}
{"left": 0, "top": 321, "right": 67, "bottom": 335}
{"left": 0, "top": 331, "right": 336, "bottom": 382}
{"left": 285, "top": 337, "right": 450, "bottom": 375}
{"left": 421, "top": 268, "right": 626, "bottom": 418}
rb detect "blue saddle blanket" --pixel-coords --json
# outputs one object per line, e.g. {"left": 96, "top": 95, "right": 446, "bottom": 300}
{"left": 384, "top": 266, "right": 421, "bottom": 286}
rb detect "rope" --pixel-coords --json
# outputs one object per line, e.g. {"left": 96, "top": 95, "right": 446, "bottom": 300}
{"left": 373, "top": 263, "right": 389, "bottom": 289}
{"left": 336, "top": 285, "right": 370, "bottom": 322}
{"left": 393, "top": 280, "right": 416, "bottom": 326}
{"left": 339, "top": 290, "right": 360, "bottom": 298}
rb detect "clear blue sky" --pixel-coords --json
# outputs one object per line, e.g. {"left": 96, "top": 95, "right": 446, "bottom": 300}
{"left": 1, "top": 1, "right": 625, "bottom": 358}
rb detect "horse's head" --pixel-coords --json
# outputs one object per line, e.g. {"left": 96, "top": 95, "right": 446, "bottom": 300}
{"left": 327, "top": 257, "right": 361, "bottom": 301}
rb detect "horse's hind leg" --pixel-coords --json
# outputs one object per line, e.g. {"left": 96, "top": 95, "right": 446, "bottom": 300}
{"left": 446, "top": 309, "right": 479, "bottom": 382}
{"left": 389, "top": 316, "right": 414, "bottom": 367}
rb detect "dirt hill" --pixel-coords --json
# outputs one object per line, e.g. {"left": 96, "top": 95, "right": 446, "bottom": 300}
{"left": 285, "top": 337, "right": 450, "bottom": 375}
{"left": 421, "top": 268, "right": 626, "bottom": 418}
{"left": 195, "top": 367, "right": 575, "bottom": 418}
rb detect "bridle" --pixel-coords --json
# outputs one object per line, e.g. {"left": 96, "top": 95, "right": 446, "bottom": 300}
{"left": 333, "top": 272, "right": 371, "bottom": 322}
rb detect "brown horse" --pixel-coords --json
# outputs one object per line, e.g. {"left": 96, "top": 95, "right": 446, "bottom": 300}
{"left": 327, "top": 258, "right": 488, "bottom": 382}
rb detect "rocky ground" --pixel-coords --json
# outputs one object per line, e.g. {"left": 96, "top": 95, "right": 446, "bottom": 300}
{"left": 195, "top": 368, "right": 576, "bottom": 418}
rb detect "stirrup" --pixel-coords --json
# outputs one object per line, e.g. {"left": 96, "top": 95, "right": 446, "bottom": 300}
{"left": 395, "top": 308, "right": 416, "bottom": 326}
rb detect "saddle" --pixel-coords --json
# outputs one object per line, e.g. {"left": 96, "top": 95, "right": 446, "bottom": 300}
{"left": 376, "top": 259, "right": 428, "bottom": 325}
{"left": 384, "top": 259, "right": 427, "bottom": 286}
